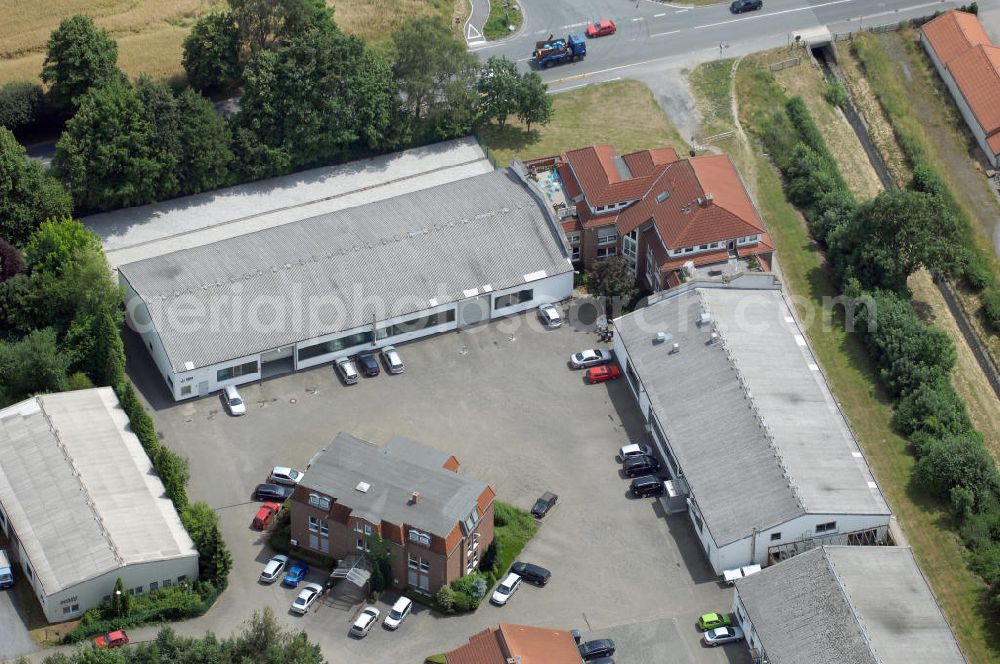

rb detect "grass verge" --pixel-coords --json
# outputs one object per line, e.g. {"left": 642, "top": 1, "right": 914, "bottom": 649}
{"left": 483, "top": 0, "right": 522, "bottom": 40}
{"left": 479, "top": 79, "right": 688, "bottom": 165}
{"left": 727, "top": 54, "right": 999, "bottom": 662}
{"left": 491, "top": 501, "right": 537, "bottom": 575}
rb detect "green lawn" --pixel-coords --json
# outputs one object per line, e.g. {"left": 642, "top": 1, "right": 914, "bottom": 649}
{"left": 688, "top": 60, "right": 735, "bottom": 140}
{"left": 479, "top": 79, "right": 689, "bottom": 166}
{"left": 483, "top": 0, "right": 522, "bottom": 40}
{"left": 491, "top": 501, "right": 537, "bottom": 576}
{"left": 730, "top": 56, "right": 998, "bottom": 663}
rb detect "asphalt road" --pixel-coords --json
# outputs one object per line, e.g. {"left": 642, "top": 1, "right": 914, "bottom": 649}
{"left": 474, "top": 0, "right": 969, "bottom": 91}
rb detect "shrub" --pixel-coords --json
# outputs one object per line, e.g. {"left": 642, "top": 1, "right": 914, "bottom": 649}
{"left": 893, "top": 378, "right": 971, "bottom": 437}
{"left": 962, "top": 250, "right": 994, "bottom": 292}
{"left": 910, "top": 162, "right": 945, "bottom": 197}
{"left": 915, "top": 431, "right": 1000, "bottom": 508}
{"left": 435, "top": 586, "right": 456, "bottom": 613}
{"left": 982, "top": 287, "right": 1000, "bottom": 332}
{"left": 0, "top": 81, "right": 43, "bottom": 131}
{"left": 824, "top": 79, "right": 847, "bottom": 108}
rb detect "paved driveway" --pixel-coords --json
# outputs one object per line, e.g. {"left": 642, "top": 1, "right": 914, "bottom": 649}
{"left": 131, "top": 310, "right": 748, "bottom": 664}
{"left": 0, "top": 586, "right": 37, "bottom": 660}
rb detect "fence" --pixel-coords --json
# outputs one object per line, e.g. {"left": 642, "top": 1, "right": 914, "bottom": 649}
{"left": 472, "top": 131, "right": 502, "bottom": 169}
{"left": 832, "top": 18, "right": 909, "bottom": 41}
{"left": 769, "top": 57, "right": 801, "bottom": 72}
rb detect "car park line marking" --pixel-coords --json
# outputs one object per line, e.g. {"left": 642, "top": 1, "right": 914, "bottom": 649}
{"left": 693, "top": 0, "right": 852, "bottom": 30}
{"left": 651, "top": 29, "right": 681, "bottom": 37}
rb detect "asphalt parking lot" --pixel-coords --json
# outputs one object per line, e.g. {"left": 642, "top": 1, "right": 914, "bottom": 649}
{"left": 132, "top": 309, "right": 749, "bottom": 664}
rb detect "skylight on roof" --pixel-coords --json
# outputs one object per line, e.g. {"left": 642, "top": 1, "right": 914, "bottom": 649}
{"left": 656, "top": 191, "right": 670, "bottom": 203}
{"left": 355, "top": 481, "right": 370, "bottom": 493}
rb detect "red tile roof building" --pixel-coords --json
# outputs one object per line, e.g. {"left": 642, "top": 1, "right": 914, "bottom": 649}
{"left": 922, "top": 10, "right": 1000, "bottom": 166}
{"left": 444, "top": 623, "right": 582, "bottom": 664}
{"left": 549, "top": 144, "right": 771, "bottom": 290}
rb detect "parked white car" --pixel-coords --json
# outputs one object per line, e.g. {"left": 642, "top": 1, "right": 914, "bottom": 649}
{"left": 569, "top": 348, "right": 613, "bottom": 369}
{"left": 223, "top": 384, "right": 246, "bottom": 416}
{"left": 490, "top": 572, "right": 522, "bottom": 606}
{"left": 619, "top": 443, "right": 654, "bottom": 462}
{"left": 290, "top": 582, "right": 323, "bottom": 614}
{"left": 351, "top": 606, "right": 381, "bottom": 637}
{"left": 270, "top": 466, "right": 303, "bottom": 486}
{"left": 336, "top": 357, "right": 359, "bottom": 384}
{"left": 382, "top": 345, "right": 405, "bottom": 374}
{"left": 382, "top": 596, "right": 412, "bottom": 630}
{"left": 538, "top": 303, "right": 562, "bottom": 328}
{"left": 259, "top": 554, "right": 288, "bottom": 584}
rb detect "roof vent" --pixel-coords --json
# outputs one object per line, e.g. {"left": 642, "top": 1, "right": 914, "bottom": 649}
{"left": 654, "top": 331, "right": 672, "bottom": 344}
{"left": 669, "top": 343, "right": 681, "bottom": 354}
{"left": 410, "top": 491, "right": 421, "bottom": 504}
{"left": 705, "top": 191, "right": 714, "bottom": 202}
{"left": 355, "top": 481, "right": 371, "bottom": 493}
{"left": 698, "top": 312, "right": 714, "bottom": 327}
{"left": 655, "top": 191, "right": 670, "bottom": 204}
{"left": 708, "top": 332, "right": 720, "bottom": 345}
{"left": 696, "top": 197, "right": 704, "bottom": 207}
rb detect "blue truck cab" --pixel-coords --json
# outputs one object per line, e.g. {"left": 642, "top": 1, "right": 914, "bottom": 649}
{"left": 533, "top": 33, "right": 586, "bottom": 68}
{"left": 0, "top": 549, "right": 13, "bottom": 589}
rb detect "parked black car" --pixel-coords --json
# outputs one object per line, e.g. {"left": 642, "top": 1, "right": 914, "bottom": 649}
{"left": 730, "top": 0, "right": 763, "bottom": 13}
{"left": 254, "top": 483, "right": 294, "bottom": 502}
{"left": 511, "top": 561, "right": 551, "bottom": 586}
{"left": 356, "top": 351, "right": 380, "bottom": 377}
{"left": 579, "top": 639, "right": 616, "bottom": 661}
{"left": 629, "top": 475, "right": 665, "bottom": 498}
{"left": 623, "top": 454, "right": 661, "bottom": 477}
{"left": 531, "top": 491, "right": 558, "bottom": 518}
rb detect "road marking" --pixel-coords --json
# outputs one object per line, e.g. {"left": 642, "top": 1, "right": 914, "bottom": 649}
{"left": 651, "top": 29, "right": 680, "bottom": 38}
{"left": 517, "top": 56, "right": 532, "bottom": 62}
{"left": 654, "top": 12, "right": 666, "bottom": 17}
{"left": 631, "top": 17, "right": 643, "bottom": 22}
{"left": 674, "top": 8, "right": 689, "bottom": 13}
{"left": 693, "top": 0, "right": 853, "bottom": 30}
{"left": 556, "top": 76, "right": 621, "bottom": 93}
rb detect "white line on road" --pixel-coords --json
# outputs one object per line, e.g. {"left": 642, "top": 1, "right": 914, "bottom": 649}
{"left": 674, "top": 8, "right": 689, "bottom": 13}
{"left": 693, "top": 0, "right": 853, "bottom": 30}
{"left": 654, "top": 12, "right": 666, "bottom": 17}
{"left": 631, "top": 17, "right": 644, "bottom": 22}
{"left": 651, "top": 29, "right": 681, "bottom": 38}
{"left": 556, "top": 76, "right": 621, "bottom": 92}
{"left": 517, "top": 56, "right": 532, "bottom": 62}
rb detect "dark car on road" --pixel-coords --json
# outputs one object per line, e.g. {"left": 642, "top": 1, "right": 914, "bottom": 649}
{"left": 531, "top": 491, "right": 558, "bottom": 518}
{"left": 356, "top": 351, "right": 380, "bottom": 377}
{"left": 254, "top": 483, "right": 294, "bottom": 502}
{"left": 511, "top": 561, "right": 551, "bottom": 586}
{"left": 623, "top": 454, "right": 661, "bottom": 477}
{"left": 629, "top": 475, "right": 665, "bottom": 498}
{"left": 579, "top": 638, "right": 616, "bottom": 661}
{"left": 730, "top": 0, "right": 763, "bottom": 12}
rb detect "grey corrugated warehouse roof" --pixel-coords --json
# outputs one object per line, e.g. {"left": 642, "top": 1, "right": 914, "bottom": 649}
{"left": 0, "top": 388, "right": 197, "bottom": 596}
{"left": 119, "top": 169, "right": 571, "bottom": 372}
{"left": 303, "top": 433, "right": 488, "bottom": 537}
{"left": 735, "top": 546, "right": 966, "bottom": 664}
{"left": 614, "top": 280, "right": 888, "bottom": 546}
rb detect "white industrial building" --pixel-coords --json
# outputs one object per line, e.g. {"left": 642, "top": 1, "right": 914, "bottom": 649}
{"left": 109, "top": 147, "right": 572, "bottom": 401}
{"left": 613, "top": 275, "right": 892, "bottom": 574}
{"left": 0, "top": 388, "right": 198, "bottom": 623}
{"left": 733, "top": 545, "right": 966, "bottom": 663}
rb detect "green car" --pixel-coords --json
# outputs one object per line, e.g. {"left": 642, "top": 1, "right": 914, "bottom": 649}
{"left": 697, "top": 612, "right": 732, "bottom": 631}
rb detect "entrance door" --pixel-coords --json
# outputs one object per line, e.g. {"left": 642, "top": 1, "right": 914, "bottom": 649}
{"left": 261, "top": 346, "right": 295, "bottom": 378}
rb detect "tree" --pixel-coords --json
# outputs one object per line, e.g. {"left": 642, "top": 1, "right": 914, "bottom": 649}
{"left": 516, "top": 71, "right": 552, "bottom": 132}
{"left": 135, "top": 76, "right": 182, "bottom": 201}
{"left": 24, "top": 217, "right": 100, "bottom": 275}
{"left": 54, "top": 81, "right": 163, "bottom": 211}
{"left": 590, "top": 256, "right": 636, "bottom": 318}
{"left": 41, "top": 15, "right": 122, "bottom": 113}
{"left": 832, "top": 189, "right": 966, "bottom": 292}
{"left": 110, "top": 578, "right": 131, "bottom": 618}
{"left": 230, "top": 0, "right": 333, "bottom": 59}
{"left": 181, "top": 501, "right": 233, "bottom": 588}
{"left": 0, "top": 81, "right": 43, "bottom": 130}
{"left": 915, "top": 431, "right": 1000, "bottom": 509}
{"left": 237, "top": 26, "right": 390, "bottom": 169}
{"left": 0, "top": 328, "right": 70, "bottom": 404}
{"left": 364, "top": 532, "right": 392, "bottom": 594}
{"left": 175, "top": 88, "right": 233, "bottom": 194}
{"left": 182, "top": 12, "right": 241, "bottom": 92}
{"left": 154, "top": 447, "right": 190, "bottom": 509}
{"left": 391, "top": 17, "right": 480, "bottom": 137}
{"left": 479, "top": 56, "right": 520, "bottom": 129}
{"left": 0, "top": 240, "right": 25, "bottom": 281}
{"left": 892, "top": 378, "right": 971, "bottom": 437}
{"left": 0, "top": 128, "right": 73, "bottom": 247}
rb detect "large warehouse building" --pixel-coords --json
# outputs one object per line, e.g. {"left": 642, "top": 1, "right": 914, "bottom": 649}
{"left": 613, "top": 275, "right": 892, "bottom": 574}
{"left": 0, "top": 388, "right": 198, "bottom": 623}
{"left": 113, "top": 155, "right": 572, "bottom": 401}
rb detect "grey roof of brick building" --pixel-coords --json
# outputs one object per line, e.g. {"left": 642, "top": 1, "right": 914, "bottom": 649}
{"left": 301, "top": 433, "right": 489, "bottom": 537}
{"left": 118, "top": 169, "right": 571, "bottom": 372}
{"left": 735, "top": 546, "right": 966, "bottom": 664}
{"left": 614, "top": 278, "right": 889, "bottom": 546}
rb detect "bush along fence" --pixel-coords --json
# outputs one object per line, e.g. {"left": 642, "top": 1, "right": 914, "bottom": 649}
{"left": 62, "top": 383, "right": 232, "bottom": 643}
{"left": 751, "top": 82, "right": 1000, "bottom": 614}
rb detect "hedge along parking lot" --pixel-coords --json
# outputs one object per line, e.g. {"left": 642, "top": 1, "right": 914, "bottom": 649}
{"left": 129, "top": 310, "right": 743, "bottom": 664}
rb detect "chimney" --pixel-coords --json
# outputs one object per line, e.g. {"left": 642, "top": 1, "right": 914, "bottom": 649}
{"left": 410, "top": 491, "right": 421, "bottom": 504}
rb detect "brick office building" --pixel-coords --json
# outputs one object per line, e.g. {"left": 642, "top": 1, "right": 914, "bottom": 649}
{"left": 544, "top": 144, "right": 773, "bottom": 290}
{"left": 291, "top": 433, "right": 495, "bottom": 594}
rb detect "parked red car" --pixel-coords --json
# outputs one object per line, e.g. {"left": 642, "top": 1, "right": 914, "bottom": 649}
{"left": 586, "top": 20, "right": 617, "bottom": 38}
{"left": 252, "top": 502, "right": 281, "bottom": 530}
{"left": 94, "top": 630, "right": 129, "bottom": 648}
{"left": 585, "top": 365, "right": 621, "bottom": 383}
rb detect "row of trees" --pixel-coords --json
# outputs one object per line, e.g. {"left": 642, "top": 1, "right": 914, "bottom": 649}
{"left": 759, "top": 91, "right": 1000, "bottom": 610}
{"left": 2, "top": 1, "right": 553, "bottom": 215}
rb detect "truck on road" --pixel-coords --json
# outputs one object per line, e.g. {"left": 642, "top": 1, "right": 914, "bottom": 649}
{"left": 533, "top": 34, "right": 586, "bottom": 68}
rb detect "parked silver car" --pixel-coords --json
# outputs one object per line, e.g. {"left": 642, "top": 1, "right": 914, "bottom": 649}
{"left": 569, "top": 348, "right": 613, "bottom": 369}
{"left": 382, "top": 345, "right": 405, "bottom": 374}
{"left": 703, "top": 625, "right": 745, "bottom": 646}
{"left": 538, "top": 302, "right": 562, "bottom": 328}
{"left": 336, "top": 357, "right": 359, "bottom": 384}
